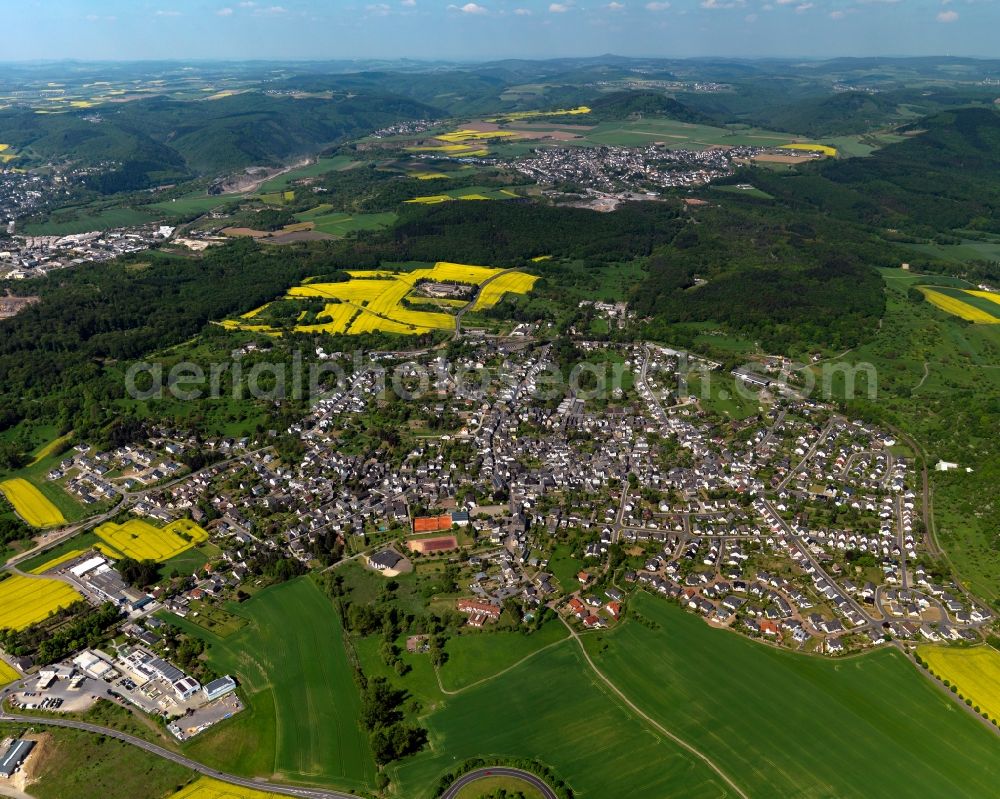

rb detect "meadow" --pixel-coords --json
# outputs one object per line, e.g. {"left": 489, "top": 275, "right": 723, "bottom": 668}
{"left": 292, "top": 208, "right": 396, "bottom": 236}
{"left": 256, "top": 155, "right": 356, "bottom": 193}
{"left": 919, "top": 645, "right": 1000, "bottom": 724}
{"left": 0, "top": 477, "right": 66, "bottom": 527}
{"left": 582, "top": 119, "right": 797, "bottom": 150}
{"left": 175, "top": 576, "right": 376, "bottom": 792}
{"left": 585, "top": 593, "right": 1000, "bottom": 798}
{"left": 94, "top": 517, "right": 208, "bottom": 562}
{"left": 20, "top": 205, "right": 157, "bottom": 236}
{"left": 404, "top": 186, "right": 524, "bottom": 205}
{"left": 0, "top": 574, "right": 83, "bottom": 630}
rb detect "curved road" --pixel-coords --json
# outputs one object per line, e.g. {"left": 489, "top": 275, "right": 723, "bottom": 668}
{"left": 0, "top": 709, "right": 353, "bottom": 799}
{"left": 441, "top": 767, "right": 557, "bottom": 799}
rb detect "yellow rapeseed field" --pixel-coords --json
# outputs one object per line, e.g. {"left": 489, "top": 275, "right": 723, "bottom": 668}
{"left": 434, "top": 129, "right": 520, "bottom": 143}
{"left": 780, "top": 143, "right": 838, "bottom": 157}
{"left": 0, "top": 478, "right": 66, "bottom": 527}
{"left": 293, "top": 303, "right": 358, "bottom": 335}
{"left": 29, "top": 549, "right": 86, "bottom": 575}
{"left": 919, "top": 645, "right": 1000, "bottom": 723}
{"left": 966, "top": 290, "right": 1000, "bottom": 307}
{"left": 167, "top": 776, "right": 282, "bottom": 799}
{"left": 0, "top": 575, "right": 84, "bottom": 631}
{"left": 473, "top": 271, "right": 539, "bottom": 310}
{"left": 487, "top": 106, "right": 591, "bottom": 121}
{"left": 920, "top": 288, "right": 999, "bottom": 323}
{"left": 95, "top": 517, "right": 209, "bottom": 562}
{"left": 0, "top": 659, "right": 20, "bottom": 687}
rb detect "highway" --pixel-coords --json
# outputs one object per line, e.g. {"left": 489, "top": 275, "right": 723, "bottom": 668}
{"left": 440, "top": 767, "right": 558, "bottom": 799}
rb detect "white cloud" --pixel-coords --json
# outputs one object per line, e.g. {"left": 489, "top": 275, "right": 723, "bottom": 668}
{"left": 367, "top": 3, "right": 391, "bottom": 14}
{"left": 745, "top": 12, "right": 758, "bottom": 20}
{"left": 254, "top": 5, "right": 287, "bottom": 14}
{"left": 936, "top": 8, "right": 958, "bottom": 20}
{"left": 217, "top": 6, "right": 234, "bottom": 15}
{"left": 700, "top": 0, "right": 744, "bottom": 8}
{"left": 795, "top": 2, "right": 813, "bottom": 10}
{"left": 549, "top": 2, "right": 570, "bottom": 11}
{"left": 155, "top": 9, "right": 182, "bottom": 15}
{"left": 449, "top": 2, "right": 488, "bottom": 12}
{"left": 829, "top": 9, "right": 845, "bottom": 18}
{"left": 401, "top": 0, "right": 416, "bottom": 5}
{"left": 646, "top": 1, "right": 670, "bottom": 9}
{"left": 607, "top": 1, "right": 626, "bottom": 9}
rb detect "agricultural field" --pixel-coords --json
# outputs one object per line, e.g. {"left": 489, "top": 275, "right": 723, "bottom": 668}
{"left": 149, "top": 193, "right": 241, "bottom": 217}
{"left": 27, "top": 432, "right": 74, "bottom": 466}
{"left": 29, "top": 548, "right": 87, "bottom": 575}
{"left": 20, "top": 205, "right": 157, "bottom": 236}
{"left": 291, "top": 208, "right": 396, "bottom": 236}
{"left": 582, "top": 118, "right": 798, "bottom": 150}
{"left": 256, "top": 155, "right": 357, "bottom": 193}
{"left": 584, "top": 593, "right": 1000, "bottom": 798}
{"left": 0, "top": 659, "right": 20, "bottom": 686}
{"left": 94, "top": 517, "right": 208, "bottom": 562}
{"left": 486, "top": 106, "right": 591, "bottom": 121}
{"left": 0, "top": 477, "right": 66, "bottom": 527}
{"left": 472, "top": 271, "right": 538, "bottom": 311}
{"left": 259, "top": 190, "right": 295, "bottom": 205}
{"left": 404, "top": 186, "right": 524, "bottom": 205}
{"left": 919, "top": 645, "right": 1000, "bottom": 724}
{"left": 451, "top": 776, "right": 544, "bottom": 799}
{"left": 389, "top": 641, "right": 727, "bottom": 799}
{"left": 779, "top": 142, "right": 838, "bottom": 157}
{"left": 176, "top": 577, "right": 376, "bottom": 792}
{"left": 14, "top": 531, "right": 99, "bottom": 574}
{"left": 0, "top": 574, "right": 83, "bottom": 630}
{"left": 919, "top": 286, "right": 1000, "bottom": 323}
{"left": 227, "top": 262, "right": 537, "bottom": 336}
{"left": 166, "top": 776, "right": 277, "bottom": 799}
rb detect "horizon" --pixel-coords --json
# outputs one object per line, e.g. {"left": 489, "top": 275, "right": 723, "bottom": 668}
{"left": 5, "top": 0, "right": 997, "bottom": 62}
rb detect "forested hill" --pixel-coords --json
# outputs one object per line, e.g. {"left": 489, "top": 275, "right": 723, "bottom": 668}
{"left": 588, "top": 91, "right": 715, "bottom": 124}
{"left": 0, "top": 92, "right": 437, "bottom": 191}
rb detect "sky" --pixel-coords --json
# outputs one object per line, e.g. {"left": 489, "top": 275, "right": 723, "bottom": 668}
{"left": 3, "top": 0, "right": 997, "bottom": 61}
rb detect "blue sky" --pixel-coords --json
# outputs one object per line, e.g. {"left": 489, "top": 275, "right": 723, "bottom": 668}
{"left": 4, "top": 0, "right": 997, "bottom": 60}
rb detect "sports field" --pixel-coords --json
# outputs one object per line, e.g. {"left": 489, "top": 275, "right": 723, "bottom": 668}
{"left": 0, "top": 574, "right": 84, "bottom": 630}
{"left": 585, "top": 593, "right": 1000, "bottom": 798}
{"left": 919, "top": 645, "right": 1000, "bottom": 724}
{"left": 0, "top": 477, "right": 66, "bottom": 527}
{"left": 920, "top": 286, "right": 1000, "bottom": 323}
{"left": 94, "top": 517, "right": 208, "bottom": 562}
{"left": 166, "top": 776, "right": 278, "bottom": 799}
{"left": 177, "top": 577, "right": 376, "bottom": 792}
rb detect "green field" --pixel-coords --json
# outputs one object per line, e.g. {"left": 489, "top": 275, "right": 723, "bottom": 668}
{"left": 438, "top": 621, "right": 570, "bottom": 692}
{"left": 0, "top": 722, "right": 193, "bottom": 799}
{"left": 389, "top": 640, "right": 728, "bottom": 799}
{"left": 711, "top": 184, "right": 774, "bottom": 200}
{"left": 903, "top": 237, "right": 1000, "bottom": 266}
{"left": 172, "top": 576, "right": 376, "bottom": 792}
{"left": 452, "top": 775, "right": 545, "bottom": 799}
{"left": 12, "top": 530, "right": 98, "bottom": 571}
{"left": 149, "top": 193, "right": 240, "bottom": 216}
{"left": 298, "top": 210, "right": 397, "bottom": 236}
{"left": 583, "top": 119, "right": 797, "bottom": 149}
{"left": 585, "top": 593, "right": 1000, "bottom": 798}
{"left": 21, "top": 205, "right": 157, "bottom": 235}
{"left": 257, "top": 155, "right": 357, "bottom": 193}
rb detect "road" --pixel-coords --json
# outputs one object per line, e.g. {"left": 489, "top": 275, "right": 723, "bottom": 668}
{"left": 0, "top": 708, "right": 358, "bottom": 799}
{"left": 440, "top": 767, "right": 558, "bottom": 799}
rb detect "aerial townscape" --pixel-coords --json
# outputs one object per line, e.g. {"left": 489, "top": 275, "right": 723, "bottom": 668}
{"left": 1, "top": 6, "right": 1000, "bottom": 799}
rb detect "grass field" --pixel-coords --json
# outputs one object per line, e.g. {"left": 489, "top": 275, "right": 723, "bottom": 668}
{"left": 176, "top": 577, "right": 376, "bottom": 792}
{"left": 389, "top": 640, "right": 727, "bottom": 799}
{"left": 583, "top": 119, "right": 796, "bottom": 150}
{"left": 919, "top": 645, "right": 1000, "bottom": 724}
{"left": 14, "top": 531, "right": 99, "bottom": 573}
{"left": 20, "top": 205, "right": 156, "bottom": 236}
{"left": 920, "top": 286, "right": 1000, "bottom": 323}
{"left": 94, "top": 517, "right": 208, "bottom": 562}
{"left": 28, "top": 432, "right": 74, "bottom": 466}
{"left": 0, "top": 477, "right": 66, "bottom": 527}
{"left": 404, "top": 186, "right": 523, "bottom": 205}
{"left": 0, "top": 574, "right": 83, "bottom": 630}
{"left": 166, "top": 776, "right": 278, "bottom": 799}
{"left": 584, "top": 593, "right": 1000, "bottom": 798}
{"left": 294, "top": 210, "right": 396, "bottom": 236}
{"left": 257, "top": 156, "right": 356, "bottom": 193}
{"left": 29, "top": 548, "right": 87, "bottom": 574}
{"left": 0, "top": 723, "right": 193, "bottom": 799}
{"left": 149, "top": 193, "right": 241, "bottom": 217}
{"left": 452, "top": 775, "right": 545, "bottom": 799}
{"left": 438, "top": 621, "right": 570, "bottom": 692}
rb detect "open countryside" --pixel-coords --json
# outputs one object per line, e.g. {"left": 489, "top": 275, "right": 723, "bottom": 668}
{"left": 165, "top": 777, "right": 275, "bottom": 799}
{"left": 920, "top": 286, "right": 1000, "bottom": 323}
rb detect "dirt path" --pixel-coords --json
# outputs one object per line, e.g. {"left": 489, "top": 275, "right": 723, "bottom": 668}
{"left": 560, "top": 617, "right": 749, "bottom": 799}
{"left": 433, "top": 635, "right": 571, "bottom": 696}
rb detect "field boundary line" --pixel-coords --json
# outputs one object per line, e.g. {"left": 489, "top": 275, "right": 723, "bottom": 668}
{"left": 434, "top": 634, "right": 571, "bottom": 696}
{"left": 560, "top": 617, "right": 750, "bottom": 799}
